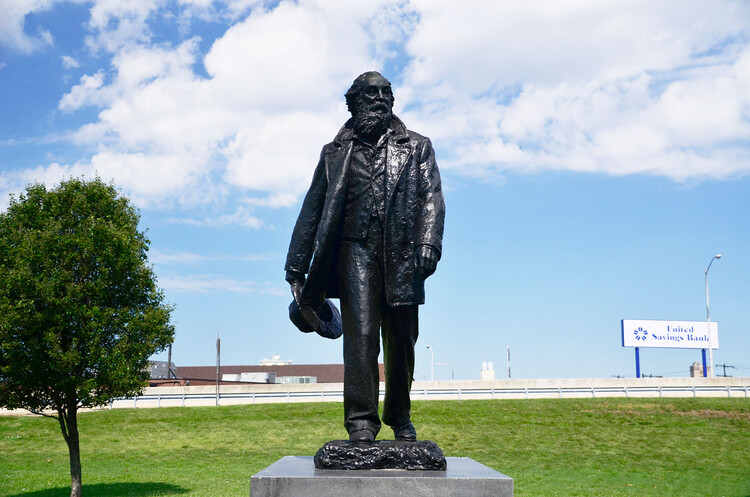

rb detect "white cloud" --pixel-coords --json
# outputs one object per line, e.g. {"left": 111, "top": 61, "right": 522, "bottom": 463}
{"left": 59, "top": 71, "right": 106, "bottom": 110}
{"left": 222, "top": 111, "right": 344, "bottom": 193}
{"left": 242, "top": 192, "right": 298, "bottom": 208}
{"left": 61, "top": 54, "right": 80, "bottom": 68}
{"left": 648, "top": 61, "right": 750, "bottom": 146}
{"left": 0, "top": 154, "right": 209, "bottom": 212}
{"left": 399, "top": 0, "right": 750, "bottom": 180}
{"left": 405, "top": 0, "right": 745, "bottom": 89}
{"left": 169, "top": 205, "right": 265, "bottom": 229}
{"left": 149, "top": 248, "right": 267, "bottom": 264}
{"left": 178, "top": 0, "right": 214, "bottom": 8}
{"left": 5, "top": 0, "right": 750, "bottom": 218}
{"left": 44, "top": 0, "right": 409, "bottom": 211}
{"left": 158, "top": 274, "right": 284, "bottom": 294}
{"left": 85, "top": 0, "right": 164, "bottom": 53}
{"left": 0, "top": 0, "right": 56, "bottom": 53}
{"left": 88, "top": 151, "right": 218, "bottom": 207}
{"left": 0, "top": 161, "right": 92, "bottom": 211}
{"left": 1, "top": 0, "right": 162, "bottom": 54}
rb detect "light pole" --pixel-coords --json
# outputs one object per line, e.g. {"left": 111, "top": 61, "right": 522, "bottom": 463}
{"left": 506, "top": 345, "right": 511, "bottom": 379}
{"left": 705, "top": 254, "right": 722, "bottom": 377}
{"left": 426, "top": 345, "right": 434, "bottom": 381}
{"left": 435, "top": 362, "right": 454, "bottom": 380}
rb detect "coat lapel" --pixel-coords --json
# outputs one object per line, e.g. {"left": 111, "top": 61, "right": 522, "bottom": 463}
{"left": 326, "top": 142, "right": 352, "bottom": 188}
{"left": 326, "top": 122, "right": 354, "bottom": 193}
{"left": 386, "top": 119, "right": 412, "bottom": 202}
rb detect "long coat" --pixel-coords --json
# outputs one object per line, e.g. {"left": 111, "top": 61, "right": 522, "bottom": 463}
{"left": 285, "top": 116, "right": 445, "bottom": 307}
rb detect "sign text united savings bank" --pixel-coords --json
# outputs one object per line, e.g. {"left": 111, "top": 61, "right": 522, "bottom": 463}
{"left": 621, "top": 320, "right": 718, "bottom": 349}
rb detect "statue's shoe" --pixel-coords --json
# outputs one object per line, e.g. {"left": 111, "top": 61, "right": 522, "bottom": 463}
{"left": 349, "top": 429, "right": 376, "bottom": 443}
{"left": 393, "top": 422, "right": 417, "bottom": 441}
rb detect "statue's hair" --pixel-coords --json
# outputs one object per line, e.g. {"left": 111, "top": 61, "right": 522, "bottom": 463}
{"left": 345, "top": 71, "right": 394, "bottom": 115}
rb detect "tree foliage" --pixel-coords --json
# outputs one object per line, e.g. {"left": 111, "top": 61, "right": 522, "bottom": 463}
{"left": 0, "top": 177, "right": 174, "bottom": 496}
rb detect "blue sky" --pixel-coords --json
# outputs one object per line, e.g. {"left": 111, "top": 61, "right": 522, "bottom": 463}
{"left": 2, "top": 0, "right": 749, "bottom": 379}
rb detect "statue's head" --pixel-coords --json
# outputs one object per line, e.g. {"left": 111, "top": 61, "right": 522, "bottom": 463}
{"left": 345, "top": 71, "right": 394, "bottom": 139}
{"left": 346, "top": 71, "right": 394, "bottom": 115}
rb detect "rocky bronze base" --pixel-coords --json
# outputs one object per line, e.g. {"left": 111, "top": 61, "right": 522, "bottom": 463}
{"left": 314, "top": 440, "right": 447, "bottom": 470}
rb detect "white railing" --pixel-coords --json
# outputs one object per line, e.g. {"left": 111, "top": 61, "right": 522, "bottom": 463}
{"left": 410, "top": 384, "right": 749, "bottom": 400}
{"left": 112, "top": 382, "right": 750, "bottom": 409}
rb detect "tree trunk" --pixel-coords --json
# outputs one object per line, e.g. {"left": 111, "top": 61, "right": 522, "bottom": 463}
{"left": 59, "top": 400, "right": 83, "bottom": 497}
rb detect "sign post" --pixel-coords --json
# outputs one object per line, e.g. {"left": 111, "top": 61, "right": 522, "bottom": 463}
{"left": 635, "top": 347, "right": 641, "bottom": 379}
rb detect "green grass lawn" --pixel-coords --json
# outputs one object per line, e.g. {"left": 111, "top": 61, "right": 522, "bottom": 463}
{"left": 1, "top": 398, "right": 749, "bottom": 496}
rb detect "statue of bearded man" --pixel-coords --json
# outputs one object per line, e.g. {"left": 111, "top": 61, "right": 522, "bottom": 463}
{"left": 285, "top": 71, "right": 445, "bottom": 443}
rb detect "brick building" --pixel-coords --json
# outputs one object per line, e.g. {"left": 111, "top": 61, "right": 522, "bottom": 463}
{"left": 150, "top": 363, "right": 385, "bottom": 386}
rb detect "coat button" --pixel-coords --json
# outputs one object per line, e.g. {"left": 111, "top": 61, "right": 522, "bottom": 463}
{"left": 400, "top": 217, "right": 407, "bottom": 225}
{"left": 401, "top": 249, "right": 411, "bottom": 259}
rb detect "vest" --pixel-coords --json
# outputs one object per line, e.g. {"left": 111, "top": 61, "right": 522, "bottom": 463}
{"left": 341, "top": 137, "right": 387, "bottom": 239}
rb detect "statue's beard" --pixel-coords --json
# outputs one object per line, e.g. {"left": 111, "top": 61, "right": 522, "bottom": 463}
{"left": 353, "top": 106, "right": 392, "bottom": 141}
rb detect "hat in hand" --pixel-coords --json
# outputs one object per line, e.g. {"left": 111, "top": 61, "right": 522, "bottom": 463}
{"left": 288, "top": 281, "right": 343, "bottom": 339}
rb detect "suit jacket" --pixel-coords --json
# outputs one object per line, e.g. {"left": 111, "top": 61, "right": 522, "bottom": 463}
{"left": 285, "top": 116, "right": 445, "bottom": 307}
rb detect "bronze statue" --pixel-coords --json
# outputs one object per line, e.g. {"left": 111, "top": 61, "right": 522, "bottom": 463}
{"left": 286, "top": 71, "right": 445, "bottom": 443}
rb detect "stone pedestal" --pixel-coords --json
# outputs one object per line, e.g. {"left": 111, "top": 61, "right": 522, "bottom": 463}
{"left": 250, "top": 455, "right": 513, "bottom": 497}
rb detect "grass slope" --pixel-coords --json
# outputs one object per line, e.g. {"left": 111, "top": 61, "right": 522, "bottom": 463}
{"left": 1, "top": 398, "right": 749, "bottom": 496}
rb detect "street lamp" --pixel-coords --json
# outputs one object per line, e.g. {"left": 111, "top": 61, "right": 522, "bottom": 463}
{"left": 705, "top": 254, "right": 722, "bottom": 377}
{"left": 426, "top": 345, "right": 434, "bottom": 381}
{"left": 435, "top": 362, "right": 454, "bottom": 379}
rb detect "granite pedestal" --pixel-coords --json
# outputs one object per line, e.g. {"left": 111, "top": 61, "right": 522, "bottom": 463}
{"left": 250, "top": 455, "right": 513, "bottom": 497}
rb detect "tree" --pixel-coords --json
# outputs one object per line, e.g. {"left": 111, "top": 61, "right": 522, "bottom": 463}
{"left": 0, "top": 178, "right": 174, "bottom": 497}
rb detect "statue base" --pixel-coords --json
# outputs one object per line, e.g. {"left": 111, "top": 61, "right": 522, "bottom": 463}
{"left": 314, "top": 439, "right": 446, "bottom": 470}
{"left": 251, "top": 456, "right": 513, "bottom": 496}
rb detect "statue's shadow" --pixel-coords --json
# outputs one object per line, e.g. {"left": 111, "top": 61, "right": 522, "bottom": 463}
{"left": 6, "top": 482, "right": 188, "bottom": 497}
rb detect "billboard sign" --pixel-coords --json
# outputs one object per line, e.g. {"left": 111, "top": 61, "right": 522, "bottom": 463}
{"left": 622, "top": 319, "right": 718, "bottom": 349}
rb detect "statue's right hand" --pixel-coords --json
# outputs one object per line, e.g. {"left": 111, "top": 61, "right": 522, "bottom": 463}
{"left": 285, "top": 270, "right": 305, "bottom": 287}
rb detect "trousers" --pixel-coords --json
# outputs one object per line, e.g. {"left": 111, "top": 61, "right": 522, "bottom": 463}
{"left": 338, "top": 217, "right": 419, "bottom": 436}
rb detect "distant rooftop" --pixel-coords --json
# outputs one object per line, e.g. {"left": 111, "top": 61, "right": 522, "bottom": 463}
{"left": 259, "top": 354, "right": 292, "bottom": 366}
{"left": 175, "top": 364, "right": 385, "bottom": 385}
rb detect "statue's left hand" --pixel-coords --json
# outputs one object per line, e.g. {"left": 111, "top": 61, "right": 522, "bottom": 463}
{"left": 416, "top": 245, "right": 438, "bottom": 279}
